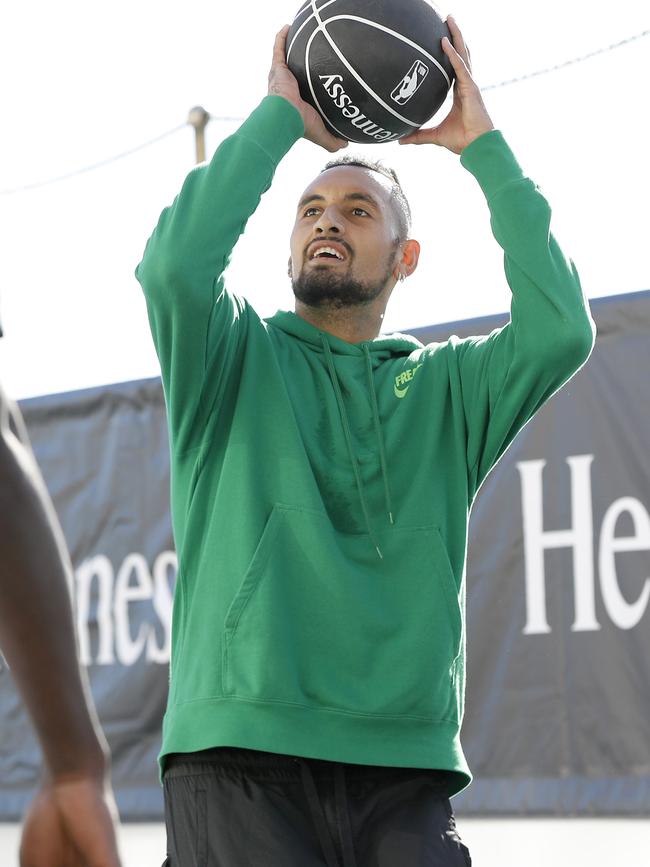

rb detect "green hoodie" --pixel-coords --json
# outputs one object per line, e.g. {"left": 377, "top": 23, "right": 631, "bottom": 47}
{"left": 136, "top": 95, "right": 594, "bottom": 795}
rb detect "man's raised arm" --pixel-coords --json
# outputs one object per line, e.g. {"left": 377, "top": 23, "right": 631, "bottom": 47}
{"left": 401, "top": 18, "right": 595, "bottom": 494}
{"left": 135, "top": 28, "right": 346, "bottom": 452}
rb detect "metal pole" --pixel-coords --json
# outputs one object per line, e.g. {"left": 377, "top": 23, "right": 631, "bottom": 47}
{"left": 187, "top": 106, "right": 211, "bottom": 164}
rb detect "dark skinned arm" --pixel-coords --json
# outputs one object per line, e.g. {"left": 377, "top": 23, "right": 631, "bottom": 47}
{"left": 0, "top": 382, "right": 121, "bottom": 867}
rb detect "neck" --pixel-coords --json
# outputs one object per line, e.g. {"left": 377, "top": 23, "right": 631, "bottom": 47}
{"left": 294, "top": 299, "right": 387, "bottom": 344}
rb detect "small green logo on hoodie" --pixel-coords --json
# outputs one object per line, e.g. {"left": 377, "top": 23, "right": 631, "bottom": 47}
{"left": 394, "top": 363, "right": 423, "bottom": 398}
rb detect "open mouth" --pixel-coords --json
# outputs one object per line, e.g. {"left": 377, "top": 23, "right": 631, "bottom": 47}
{"left": 312, "top": 248, "right": 343, "bottom": 260}
{"left": 308, "top": 241, "right": 349, "bottom": 263}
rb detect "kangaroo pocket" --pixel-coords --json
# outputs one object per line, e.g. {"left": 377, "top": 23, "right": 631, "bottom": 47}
{"left": 222, "top": 505, "right": 463, "bottom": 721}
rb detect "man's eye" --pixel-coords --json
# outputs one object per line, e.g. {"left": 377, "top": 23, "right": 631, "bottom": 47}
{"left": 352, "top": 208, "right": 369, "bottom": 217}
{"left": 304, "top": 207, "right": 320, "bottom": 217}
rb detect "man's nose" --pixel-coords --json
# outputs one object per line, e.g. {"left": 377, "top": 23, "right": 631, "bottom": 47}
{"left": 315, "top": 206, "right": 344, "bottom": 234}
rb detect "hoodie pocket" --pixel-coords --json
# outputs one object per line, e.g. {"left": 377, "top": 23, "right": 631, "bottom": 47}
{"left": 222, "top": 504, "right": 463, "bottom": 721}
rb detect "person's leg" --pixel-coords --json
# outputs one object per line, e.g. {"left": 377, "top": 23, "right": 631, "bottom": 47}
{"left": 162, "top": 748, "right": 330, "bottom": 867}
{"left": 346, "top": 766, "right": 472, "bottom": 867}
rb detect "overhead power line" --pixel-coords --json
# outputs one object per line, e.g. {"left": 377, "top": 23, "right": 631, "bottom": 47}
{"left": 1, "top": 28, "right": 648, "bottom": 196}
{"left": 0, "top": 112, "right": 246, "bottom": 196}
{"left": 0, "top": 124, "right": 187, "bottom": 196}
{"left": 484, "top": 28, "right": 649, "bottom": 90}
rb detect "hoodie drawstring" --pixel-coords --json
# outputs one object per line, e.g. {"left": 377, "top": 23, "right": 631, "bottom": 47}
{"left": 363, "top": 345, "right": 394, "bottom": 526}
{"left": 321, "top": 336, "right": 395, "bottom": 558}
{"left": 321, "top": 337, "right": 383, "bottom": 558}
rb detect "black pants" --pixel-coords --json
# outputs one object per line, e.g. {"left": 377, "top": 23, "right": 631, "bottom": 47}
{"left": 162, "top": 747, "right": 472, "bottom": 867}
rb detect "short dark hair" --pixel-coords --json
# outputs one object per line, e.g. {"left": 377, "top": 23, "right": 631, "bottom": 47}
{"left": 321, "top": 155, "right": 412, "bottom": 241}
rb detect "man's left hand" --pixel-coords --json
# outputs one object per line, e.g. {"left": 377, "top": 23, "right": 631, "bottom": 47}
{"left": 19, "top": 776, "right": 122, "bottom": 867}
{"left": 399, "top": 17, "right": 495, "bottom": 154}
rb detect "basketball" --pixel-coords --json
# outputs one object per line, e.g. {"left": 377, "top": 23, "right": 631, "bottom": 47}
{"left": 286, "top": 0, "right": 455, "bottom": 144}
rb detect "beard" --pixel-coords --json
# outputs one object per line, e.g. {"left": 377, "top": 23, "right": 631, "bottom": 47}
{"left": 292, "top": 251, "right": 397, "bottom": 310}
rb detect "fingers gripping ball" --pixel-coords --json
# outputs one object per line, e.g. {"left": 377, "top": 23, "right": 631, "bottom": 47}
{"left": 287, "top": 0, "right": 455, "bottom": 144}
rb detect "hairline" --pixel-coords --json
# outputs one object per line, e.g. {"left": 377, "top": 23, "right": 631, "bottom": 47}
{"left": 318, "top": 160, "right": 412, "bottom": 242}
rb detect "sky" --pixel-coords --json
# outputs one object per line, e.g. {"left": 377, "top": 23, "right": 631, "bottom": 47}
{"left": 0, "top": 0, "right": 648, "bottom": 400}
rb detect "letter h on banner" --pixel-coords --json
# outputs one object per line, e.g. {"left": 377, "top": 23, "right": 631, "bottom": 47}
{"left": 517, "top": 455, "right": 599, "bottom": 634}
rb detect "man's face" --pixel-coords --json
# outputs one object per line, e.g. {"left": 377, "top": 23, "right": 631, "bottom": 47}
{"left": 289, "top": 166, "right": 402, "bottom": 309}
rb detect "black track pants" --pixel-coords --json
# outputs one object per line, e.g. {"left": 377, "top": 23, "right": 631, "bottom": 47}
{"left": 161, "top": 747, "right": 472, "bottom": 867}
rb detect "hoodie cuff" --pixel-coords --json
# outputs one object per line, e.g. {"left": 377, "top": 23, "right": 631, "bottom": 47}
{"left": 460, "top": 130, "right": 527, "bottom": 202}
{"left": 236, "top": 96, "right": 305, "bottom": 167}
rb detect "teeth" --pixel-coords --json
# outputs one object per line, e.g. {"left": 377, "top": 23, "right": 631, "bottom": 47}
{"left": 312, "top": 246, "right": 343, "bottom": 260}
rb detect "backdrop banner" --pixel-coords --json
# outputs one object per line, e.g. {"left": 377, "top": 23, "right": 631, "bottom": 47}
{"left": 1, "top": 290, "right": 648, "bottom": 819}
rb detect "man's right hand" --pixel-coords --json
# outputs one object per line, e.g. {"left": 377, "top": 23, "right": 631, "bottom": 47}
{"left": 268, "top": 26, "right": 348, "bottom": 153}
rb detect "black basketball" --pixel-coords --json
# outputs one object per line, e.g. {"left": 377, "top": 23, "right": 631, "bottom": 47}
{"left": 286, "top": 0, "right": 455, "bottom": 144}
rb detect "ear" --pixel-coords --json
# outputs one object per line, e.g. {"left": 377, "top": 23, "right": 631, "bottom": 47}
{"left": 287, "top": 256, "right": 293, "bottom": 279}
{"left": 394, "top": 239, "right": 421, "bottom": 282}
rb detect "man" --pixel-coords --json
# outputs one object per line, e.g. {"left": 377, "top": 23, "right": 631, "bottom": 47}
{"left": 137, "top": 18, "right": 594, "bottom": 867}
{"left": 0, "top": 371, "right": 122, "bottom": 866}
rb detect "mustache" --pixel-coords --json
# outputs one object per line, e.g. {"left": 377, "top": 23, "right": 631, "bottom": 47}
{"left": 304, "top": 237, "right": 354, "bottom": 260}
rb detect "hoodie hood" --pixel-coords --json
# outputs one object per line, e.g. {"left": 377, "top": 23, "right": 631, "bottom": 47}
{"left": 265, "top": 310, "right": 424, "bottom": 358}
